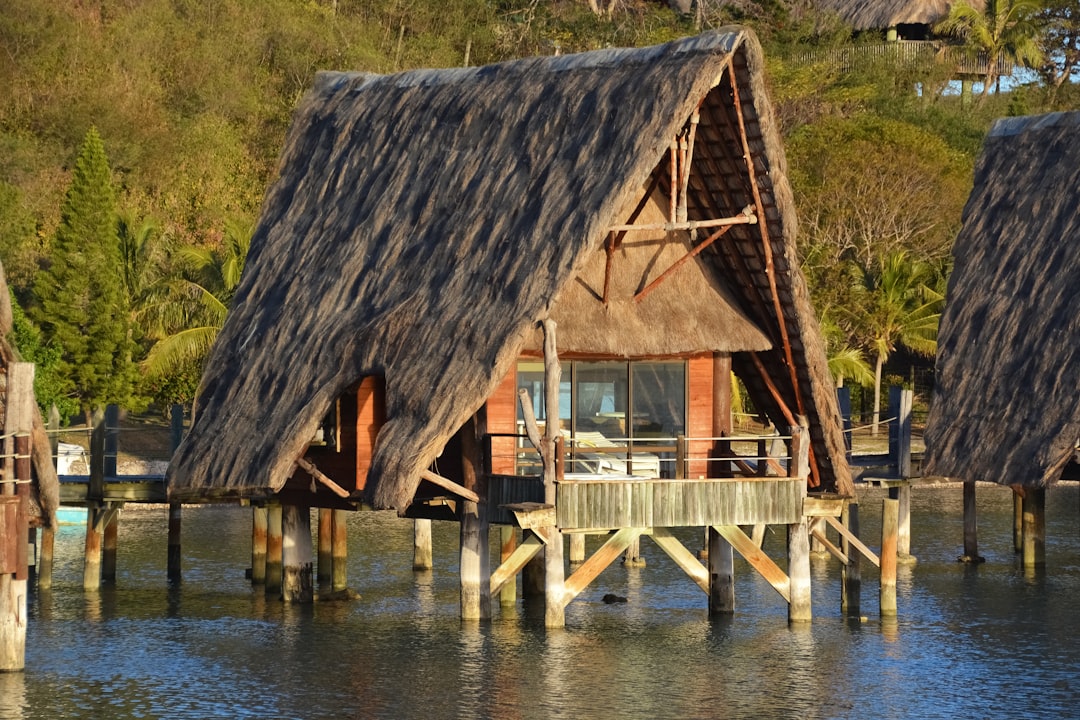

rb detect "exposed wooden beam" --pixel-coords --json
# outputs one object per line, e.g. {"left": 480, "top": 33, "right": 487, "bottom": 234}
{"left": 715, "top": 524, "right": 790, "bottom": 603}
{"left": 563, "top": 527, "right": 641, "bottom": 603}
{"left": 651, "top": 527, "right": 709, "bottom": 593}
{"left": 490, "top": 531, "right": 545, "bottom": 597}
{"left": 824, "top": 515, "right": 879, "bottom": 567}
{"left": 419, "top": 469, "right": 480, "bottom": 503}
{"left": 295, "top": 457, "right": 351, "bottom": 499}
{"left": 607, "top": 212, "right": 755, "bottom": 234}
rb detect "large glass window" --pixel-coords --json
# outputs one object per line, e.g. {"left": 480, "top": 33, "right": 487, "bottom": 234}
{"left": 515, "top": 359, "right": 686, "bottom": 477}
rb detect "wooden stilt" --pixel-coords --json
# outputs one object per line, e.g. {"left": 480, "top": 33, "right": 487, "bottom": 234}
{"left": 332, "top": 509, "right": 348, "bottom": 592}
{"left": 251, "top": 506, "right": 267, "bottom": 585}
{"left": 1022, "top": 487, "right": 1046, "bottom": 568}
{"left": 896, "top": 482, "right": 914, "bottom": 563}
{"left": 38, "top": 526, "right": 54, "bottom": 591}
{"left": 167, "top": 503, "right": 182, "bottom": 582}
{"left": 522, "top": 548, "right": 545, "bottom": 599}
{"left": 708, "top": 526, "right": 734, "bottom": 614}
{"left": 460, "top": 412, "right": 491, "bottom": 621}
{"left": 499, "top": 526, "right": 517, "bottom": 605}
{"left": 1, "top": 363, "right": 33, "bottom": 671}
{"left": 544, "top": 529, "right": 566, "bottom": 628}
{"left": 961, "top": 480, "right": 983, "bottom": 563}
{"left": 788, "top": 519, "right": 812, "bottom": 622}
{"left": 83, "top": 507, "right": 102, "bottom": 590}
{"left": 265, "top": 503, "right": 283, "bottom": 595}
{"left": 317, "top": 508, "right": 333, "bottom": 584}
{"left": 569, "top": 533, "right": 585, "bottom": 564}
{"left": 102, "top": 506, "right": 119, "bottom": 583}
{"left": 540, "top": 319, "right": 565, "bottom": 628}
{"left": 880, "top": 498, "right": 899, "bottom": 617}
{"left": 841, "top": 502, "right": 861, "bottom": 616}
{"left": 622, "top": 535, "right": 646, "bottom": 567}
{"left": 281, "top": 504, "right": 313, "bottom": 603}
{"left": 1013, "top": 489, "right": 1023, "bottom": 554}
{"left": 413, "top": 519, "right": 433, "bottom": 571}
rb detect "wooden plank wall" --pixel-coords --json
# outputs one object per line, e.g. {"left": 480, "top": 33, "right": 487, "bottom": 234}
{"left": 556, "top": 477, "right": 803, "bottom": 529}
{"left": 355, "top": 375, "right": 386, "bottom": 490}
{"left": 486, "top": 370, "right": 519, "bottom": 475}
{"left": 686, "top": 354, "right": 714, "bottom": 478}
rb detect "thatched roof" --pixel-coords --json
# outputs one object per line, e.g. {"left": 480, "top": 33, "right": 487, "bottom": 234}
{"left": 0, "top": 264, "right": 60, "bottom": 528}
{"left": 924, "top": 111, "right": 1080, "bottom": 488}
{"left": 167, "top": 28, "right": 852, "bottom": 509}
{"left": 811, "top": 0, "right": 982, "bottom": 30}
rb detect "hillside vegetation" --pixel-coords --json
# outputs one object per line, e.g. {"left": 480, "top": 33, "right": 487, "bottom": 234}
{"left": 1, "top": 0, "right": 1076, "bottom": 417}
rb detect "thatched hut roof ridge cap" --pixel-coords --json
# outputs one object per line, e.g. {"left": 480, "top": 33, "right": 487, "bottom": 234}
{"left": 989, "top": 111, "right": 1080, "bottom": 138}
{"left": 312, "top": 29, "right": 745, "bottom": 95}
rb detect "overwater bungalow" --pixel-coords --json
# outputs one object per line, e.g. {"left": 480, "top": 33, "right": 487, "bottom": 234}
{"left": 167, "top": 28, "right": 856, "bottom": 626}
{"left": 812, "top": 0, "right": 979, "bottom": 40}
{"left": 924, "top": 111, "right": 1080, "bottom": 566}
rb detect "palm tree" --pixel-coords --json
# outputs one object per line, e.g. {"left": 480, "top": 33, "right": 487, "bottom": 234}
{"left": 935, "top": 0, "right": 1046, "bottom": 98}
{"left": 142, "top": 218, "right": 251, "bottom": 380}
{"left": 846, "top": 252, "right": 943, "bottom": 436}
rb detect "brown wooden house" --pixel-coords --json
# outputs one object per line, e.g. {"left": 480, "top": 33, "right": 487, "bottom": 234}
{"left": 166, "top": 29, "right": 852, "bottom": 512}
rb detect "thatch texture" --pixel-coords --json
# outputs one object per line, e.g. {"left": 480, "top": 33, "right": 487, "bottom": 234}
{"left": 924, "top": 111, "right": 1080, "bottom": 488}
{"left": 167, "top": 28, "right": 851, "bottom": 509}
{"left": 0, "top": 263, "right": 59, "bottom": 528}
{"left": 812, "top": 0, "right": 982, "bottom": 30}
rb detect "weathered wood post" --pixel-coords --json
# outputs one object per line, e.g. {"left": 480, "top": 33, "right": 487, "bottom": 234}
{"left": 460, "top": 411, "right": 491, "bottom": 621}
{"left": 1, "top": 363, "right": 33, "bottom": 671}
{"left": 961, "top": 481, "right": 982, "bottom": 563}
{"left": 281, "top": 504, "right": 314, "bottom": 603}
{"left": 541, "top": 319, "right": 566, "bottom": 629}
{"left": 413, "top": 519, "right": 433, "bottom": 571}
{"left": 841, "top": 501, "right": 861, "bottom": 616}
{"left": 39, "top": 403, "right": 60, "bottom": 590}
{"left": 167, "top": 404, "right": 184, "bottom": 582}
{"left": 569, "top": 534, "right": 585, "bottom": 565}
{"left": 83, "top": 408, "right": 105, "bottom": 590}
{"left": 887, "top": 387, "right": 912, "bottom": 479}
{"left": 102, "top": 511, "right": 119, "bottom": 584}
{"left": 707, "top": 526, "right": 734, "bottom": 614}
{"left": 251, "top": 505, "right": 267, "bottom": 585}
{"left": 1021, "top": 487, "right": 1045, "bottom": 569}
{"left": 1013, "top": 489, "right": 1023, "bottom": 554}
{"left": 99, "top": 405, "right": 121, "bottom": 584}
{"left": 265, "top": 503, "right": 283, "bottom": 595}
{"left": 332, "top": 509, "right": 348, "bottom": 592}
{"left": 317, "top": 508, "right": 333, "bottom": 584}
{"left": 499, "top": 526, "right": 517, "bottom": 605}
{"left": 880, "top": 497, "right": 899, "bottom": 617}
{"left": 787, "top": 424, "right": 812, "bottom": 623}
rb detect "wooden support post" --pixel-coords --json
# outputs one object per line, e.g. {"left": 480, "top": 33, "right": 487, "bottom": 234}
{"left": 332, "top": 509, "right": 348, "bottom": 592}
{"left": 83, "top": 507, "right": 103, "bottom": 590}
{"left": 167, "top": 404, "right": 184, "bottom": 582}
{"left": 38, "top": 526, "right": 55, "bottom": 591}
{"left": 880, "top": 498, "right": 899, "bottom": 617}
{"left": 623, "top": 535, "right": 646, "bottom": 567}
{"left": 282, "top": 504, "right": 313, "bottom": 603}
{"left": 961, "top": 480, "right": 982, "bottom": 563}
{"left": 499, "top": 526, "right": 517, "bottom": 605}
{"left": 317, "top": 508, "right": 333, "bottom": 584}
{"left": 251, "top": 506, "right": 267, "bottom": 585}
{"left": 841, "top": 502, "right": 861, "bottom": 616}
{"left": 1013, "top": 489, "right": 1023, "bottom": 554}
{"left": 708, "top": 526, "right": 734, "bottom": 614}
{"left": 522, "top": 548, "right": 545, "bottom": 599}
{"left": 460, "top": 413, "right": 490, "bottom": 621}
{"left": 102, "top": 506, "right": 119, "bottom": 583}
{"left": 887, "top": 387, "right": 912, "bottom": 479}
{"left": 541, "top": 318, "right": 565, "bottom": 628}
{"left": 569, "top": 533, "right": 585, "bottom": 564}
{"left": 1, "top": 363, "right": 33, "bottom": 671}
{"left": 265, "top": 503, "right": 283, "bottom": 595}
{"left": 1022, "top": 487, "right": 1046, "bottom": 569}
{"left": 897, "top": 483, "right": 913, "bottom": 563}
{"left": 84, "top": 408, "right": 105, "bottom": 590}
{"left": 104, "top": 404, "right": 119, "bottom": 478}
{"left": 413, "top": 519, "right": 432, "bottom": 571}
{"left": 788, "top": 519, "right": 812, "bottom": 623}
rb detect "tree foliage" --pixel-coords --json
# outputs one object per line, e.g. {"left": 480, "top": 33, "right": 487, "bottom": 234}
{"left": 936, "top": 0, "right": 1046, "bottom": 96}
{"left": 31, "top": 127, "right": 136, "bottom": 416}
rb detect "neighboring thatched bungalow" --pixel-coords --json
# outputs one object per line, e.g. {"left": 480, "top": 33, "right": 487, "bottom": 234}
{"left": 812, "top": 0, "right": 981, "bottom": 39}
{"left": 923, "top": 111, "right": 1080, "bottom": 564}
{"left": 166, "top": 28, "right": 851, "bottom": 517}
{"left": 925, "top": 111, "right": 1080, "bottom": 488}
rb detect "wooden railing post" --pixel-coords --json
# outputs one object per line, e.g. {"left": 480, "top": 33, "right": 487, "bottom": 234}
{"left": 168, "top": 404, "right": 184, "bottom": 582}
{"left": 1, "top": 363, "right": 34, "bottom": 671}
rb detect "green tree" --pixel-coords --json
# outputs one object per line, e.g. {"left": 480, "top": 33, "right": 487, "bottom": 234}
{"left": 9, "top": 289, "right": 79, "bottom": 419}
{"left": 142, "top": 218, "right": 251, "bottom": 389}
{"left": 1036, "top": 0, "right": 1080, "bottom": 100}
{"left": 935, "top": 0, "right": 1046, "bottom": 98}
{"left": 32, "top": 126, "right": 136, "bottom": 418}
{"left": 844, "top": 253, "right": 943, "bottom": 436}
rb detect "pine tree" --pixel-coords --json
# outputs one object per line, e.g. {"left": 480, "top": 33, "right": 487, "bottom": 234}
{"left": 32, "top": 126, "right": 135, "bottom": 418}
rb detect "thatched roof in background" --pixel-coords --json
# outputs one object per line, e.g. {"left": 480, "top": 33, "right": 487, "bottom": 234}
{"left": 167, "top": 28, "right": 851, "bottom": 509}
{"left": 0, "top": 263, "right": 59, "bottom": 528}
{"left": 811, "top": 0, "right": 982, "bottom": 30}
{"left": 924, "top": 111, "right": 1080, "bottom": 488}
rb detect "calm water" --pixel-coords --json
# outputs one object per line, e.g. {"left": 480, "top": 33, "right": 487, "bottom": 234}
{"left": 6, "top": 485, "right": 1080, "bottom": 719}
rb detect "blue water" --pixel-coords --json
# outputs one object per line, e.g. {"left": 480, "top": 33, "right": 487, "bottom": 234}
{"left": 6, "top": 484, "right": 1080, "bottom": 719}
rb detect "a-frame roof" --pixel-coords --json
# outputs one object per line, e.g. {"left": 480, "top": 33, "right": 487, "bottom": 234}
{"left": 167, "top": 28, "right": 852, "bottom": 509}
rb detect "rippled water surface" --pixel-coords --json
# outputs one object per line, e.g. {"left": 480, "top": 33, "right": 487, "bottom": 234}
{"left": 7, "top": 485, "right": 1080, "bottom": 719}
